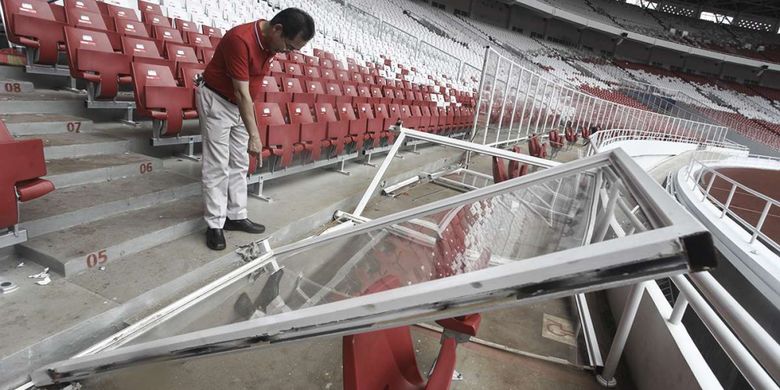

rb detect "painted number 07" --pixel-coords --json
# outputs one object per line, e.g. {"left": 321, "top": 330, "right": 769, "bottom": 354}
{"left": 86, "top": 249, "right": 108, "bottom": 268}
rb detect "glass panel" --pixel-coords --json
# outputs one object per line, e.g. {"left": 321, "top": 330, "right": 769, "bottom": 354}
{"left": 128, "top": 162, "right": 655, "bottom": 345}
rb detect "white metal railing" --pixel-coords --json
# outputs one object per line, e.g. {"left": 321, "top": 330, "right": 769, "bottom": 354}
{"left": 684, "top": 156, "right": 780, "bottom": 253}
{"left": 470, "top": 47, "right": 731, "bottom": 149}
{"left": 588, "top": 128, "right": 750, "bottom": 156}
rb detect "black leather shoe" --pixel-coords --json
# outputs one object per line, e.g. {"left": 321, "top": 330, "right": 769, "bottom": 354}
{"left": 206, "top": 228, "right": 226, "bottom": 250}
{"left": 224, "top": 218, "right": 266, "bottom": 234}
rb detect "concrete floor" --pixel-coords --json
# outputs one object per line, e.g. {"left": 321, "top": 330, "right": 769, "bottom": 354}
{"left": 75, "top": 142, "right": 637, "bottom": 390}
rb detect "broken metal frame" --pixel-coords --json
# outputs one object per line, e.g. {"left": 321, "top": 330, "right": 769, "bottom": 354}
{"left": 32, "top": 135, "right": 716, "bottom": 386}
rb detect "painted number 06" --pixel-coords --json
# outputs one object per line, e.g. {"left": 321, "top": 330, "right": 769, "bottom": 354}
{"left": 86, "top": 249, "right": 108, "bottom": 268}
{"left": 140, "top": 162, "right": 153, "bottom": 174}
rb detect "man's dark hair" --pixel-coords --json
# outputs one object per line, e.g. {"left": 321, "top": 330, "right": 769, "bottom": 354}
{"left": 270, "top": 8, "right": 315, "bottom": 41}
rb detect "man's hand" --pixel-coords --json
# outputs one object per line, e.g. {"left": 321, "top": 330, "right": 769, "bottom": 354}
{"left": 248, "top": 134, "right": 262, "bottom": 155}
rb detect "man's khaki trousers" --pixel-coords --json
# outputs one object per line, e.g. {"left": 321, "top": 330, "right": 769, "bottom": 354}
{"left": 196, "top": 84, "right": 250, "bottom": 229}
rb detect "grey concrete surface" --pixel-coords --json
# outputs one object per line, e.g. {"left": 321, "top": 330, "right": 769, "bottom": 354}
{"left": 18, "top": 196, "right": 205, "bottom": 276}
{"left": 1, "top": 113, "right": 94, "bottom": 135}
{"left": 19, "top": 171, "right": 200, "bottom": 237}
{"left": 44, "top": 153, "right": 163, "bottom": 188}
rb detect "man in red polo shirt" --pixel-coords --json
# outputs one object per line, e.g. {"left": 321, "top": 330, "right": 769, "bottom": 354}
{"left": 197, "top": 8, "right": 314, "bottom": 250}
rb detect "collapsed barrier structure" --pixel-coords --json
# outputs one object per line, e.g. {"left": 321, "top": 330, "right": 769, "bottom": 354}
{"left": 30, "top": 128, "right": 717, "bottom": 388}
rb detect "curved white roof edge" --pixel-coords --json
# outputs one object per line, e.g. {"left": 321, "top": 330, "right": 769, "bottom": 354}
{"left": 513, "top": 0, "right": 780, "bottom": 71}
{"left": 673, "top": 156, "right": 780, "bottom": 309}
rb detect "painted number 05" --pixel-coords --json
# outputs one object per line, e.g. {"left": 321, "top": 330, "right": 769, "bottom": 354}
{"left": 86, "top": 249, "right": 108, "bottom": 268}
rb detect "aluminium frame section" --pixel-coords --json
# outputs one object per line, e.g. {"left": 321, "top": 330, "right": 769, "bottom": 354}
{"left": 353, "top": 128, "right": 557, "bottom": 217}
{"left": 34, "top": 148, "right": 716, "bottom": 387}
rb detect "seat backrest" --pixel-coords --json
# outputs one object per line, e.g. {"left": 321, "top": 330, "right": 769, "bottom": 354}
{"left": 342, "top": 84, "right": 357, "bottom": 97}
{"left": 66, "top": 8, "right": 108, "bottom": 30}
{"left": 287, "top": 102, "right": 315, "bottom": 125}
{"left": 387, "top": 104, "right": 400, "bottom": 119}
{"left": 351, "top": 72, "right": 363, "bottom": 84}
{"left": 305, "top": 80, "right": 323, "bottom": 95}
{"left": 399, "top": 105, "right": 411, "bottom": 118}
{"left": 337, "top": 103, "right": 357, "bottom": 121}
{"left": 283, "top": 62, "right": 303, "bottom": 77}
{"left": 138, "top": 0, "right": 163, "bottom": 15}
{"left": 320, "top": 58, "right": 333, "bottom": 69}
{"left": 410, "top": 105, "right": 423, "bottom": 117}
{"left": 356, "top": 85, "right": 371, "bottom": 98}
{"left": 383, "top": 88, "right": 396, "bottom": 99}
{"left": 122, "top": 36, "right": 162, "bottom": 58}
{"left": 305, "top": 55, "right": 319, "bottom": 67}
{"left": 260, "top": 76, "right": 280, "bottom": 93}
{"left": 288, "top": 52, "right": 303, "bottom": 63}
{"left": 303, "top": 65, "right": 320, "bottom": 79}
{"left": 143, "top": 12, "right": 170, "bottom": 28}
{"left": 335, "top": 70, "right": 349, "bottom": 82}
{"left": 325, "top": 82, "right": 342, "bottom": 96}
{"left": 155, "top": 26, "right": 183, "bottom": 43}
{"left": 64, "top": 26, "right": 113, "bottom": 55}
{"left": 201, "top": 25, "right": 222, "bottom": 37}
{"left": 64, "top": 0, "right": 99, "bottom": 13}
{"left": 314, "top": 103, "right": 338, "bottom": 122}
{"left": 165, "top": 43, "right": 198, "bottom": 63}
{"left": 174, "top": 18, "right": 197, "bottom": 33}
{"left": 281, "top": 77, "right": 303, "bottom": 93}
{"left": 181, "top": 66, "right": 203, "bottom": 89}
{"left": 114, "top": 19, "right": 149, "bottom": 37}
{"left": 370, "top": 86, "right": 382, "bottom": 98}
{"left": 131, "top": 62, "right": 176, "bottom": 111}
{"left": 374, "top": 104, "right": 390, "bottom": 119}
{"left": 201, "top": 48, "right": 215, "bottom": 63}
{"left": 269, "top": 60, "right": 283, "bottom": 74}
{"left": 356, "top": 103, "right": 375, "bottom": 120}
{"left": 186, "top": 32, "right": 211, "bottom": 48}
{"left": 105, "top": 4, "right": 139, "bottom": 21}
{"left": 321, "top": 68, "right": 335, "bottom": 80}
{"left": 254, "top": 102, "right": 287, "bottom": 126}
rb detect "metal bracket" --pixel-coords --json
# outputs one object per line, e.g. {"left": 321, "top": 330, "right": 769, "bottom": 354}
{"left": 248, "top": 180, "right": 273, "bottom": 203}
{"left": 0, "top": 226, "right": 28, "bottom": 248}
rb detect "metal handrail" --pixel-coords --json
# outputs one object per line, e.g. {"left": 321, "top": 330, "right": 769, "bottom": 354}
{"left": 685, "top": 158, "right": 780, "bottom": 253}
{"left": 589, "top": 128, "right": 749, "bottom": 156}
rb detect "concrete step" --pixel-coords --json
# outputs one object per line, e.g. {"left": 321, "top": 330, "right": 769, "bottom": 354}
{"left": 18, "top": 196, "right": 205, "bottom": 276}
{"left": 45, "top": 153, "right": 162, "bottom": 188}
{"left": 16, "top": 132, "right": 129, "bottom": 159}
{"left": 19, "top": 171, "right": 201, "bottom": 238}
{"left": 1, "top": 113, "right": 94, "bottom": 136}
{"left": 0, "top": 89, "right": 87, "bottom": 114}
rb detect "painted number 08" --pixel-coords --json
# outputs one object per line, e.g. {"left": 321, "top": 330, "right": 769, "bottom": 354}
{"left": 3, "top": 83, "right": 22, "bottom": 93}
{"left": 86, "top": 249, "right": 108, "bottom": 268}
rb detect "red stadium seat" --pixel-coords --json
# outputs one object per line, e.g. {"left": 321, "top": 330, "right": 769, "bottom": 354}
{"left": 113, "top": 19, "right": 150, "bottom": 38}
{"left": 283, "top": 62, "right": 304, "bottom": 78}
{"left": 153, "top": 26, "right": 184, "bottom": 52}
{"left": 287, "top": 102, "right": 329, "bottom": 162}
{"left": 164, "top": 42, "right": 200, "bottom": 82}
{"left": 0, "top": 121, "right": 55, "bottom": 234}
{"left": 303, "top": 65, "right": 321, "bottom": 80}
{"left": 63, "top": 26, "right": 131, "bottom": 99}
{"left": 259, "top": 76, "right": 289, "bottom": 105}
{"left": 201, "top": 25, "right": 222, "bottom": 38}
{"left": 528, "top": 134, "right": 548, "bottom": 159}
{"left": 321, "top": 68, "right": 335, "bottom": 81}
{"left": 337, "top": 103, "right": 368, "bottom": 151}
{"left": 548, "top": 130, "right": 564, "bottom": 149}
{"left": 121, "top": 36, "right": 172, "bottom": 70}
{"left": 174, "top": 18, "right": 198, "bottom": 34}
{"left": 102, "top": 4, "right": 139, "bottom": 22}
{"left": 131, "top": 62, "right": 197, "bottom": 137}
{"left": 356, "top": 103, "right": 384, "bottom": 148}
{"left": 254, "top": 102, "right": 301, "bottom": 168}
{"left": 138, "top": 0, "right": 163, "bottom": 15}
{"left": 2, "top": 0, "right": 66, "bottom": 65}
{"left": 315, "top": 103, "right": 350, "bottom": 157}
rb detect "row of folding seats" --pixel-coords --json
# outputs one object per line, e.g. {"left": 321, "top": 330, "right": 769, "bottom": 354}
{"left": 252, "top": 101, "right": 474, "bottom": 169}
{"left": 1, "top": 0, "right": 222, "bottom": 67}
{"left": 63, "top": 25, "right": 213, "bottom": 101}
